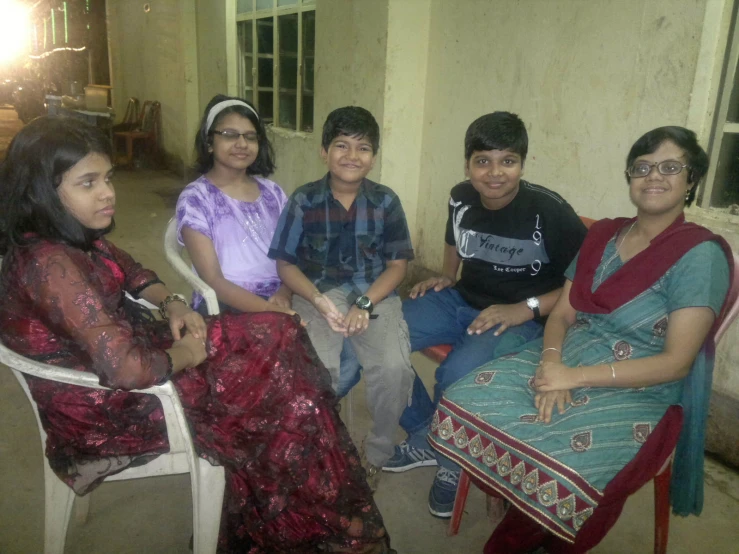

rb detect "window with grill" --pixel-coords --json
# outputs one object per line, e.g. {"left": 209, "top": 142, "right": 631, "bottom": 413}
{"left": 236, "top": 0, "right": 315, "bottom": 132}
{"left": 704, "top": 3, "right": 739, "bottom": 208}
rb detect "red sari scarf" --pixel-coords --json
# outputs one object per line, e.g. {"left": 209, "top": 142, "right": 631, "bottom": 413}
{"left": 570, "top": 213, "right": 730, "bottom": 316}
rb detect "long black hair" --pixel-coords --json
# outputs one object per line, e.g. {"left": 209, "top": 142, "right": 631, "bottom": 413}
{"left": 0, "top": 116, "right": 114, "bottom": 255}
{"left": 193, "top": 94, "right": 275, "bottom": 176}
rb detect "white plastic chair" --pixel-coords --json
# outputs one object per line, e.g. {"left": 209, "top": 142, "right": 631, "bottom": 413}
{"left": 0, "top": 323, "right": 225, "bottom": 554}
{"left": 164, "top": 218, "right": 356, "bottom": 432}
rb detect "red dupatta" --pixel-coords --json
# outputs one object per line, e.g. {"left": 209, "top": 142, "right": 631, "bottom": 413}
{"left": 569, "top": 214, "right": 730, "bottom": 316}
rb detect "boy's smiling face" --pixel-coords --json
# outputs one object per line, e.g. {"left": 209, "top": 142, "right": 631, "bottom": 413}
{"left": 321, "top": 134, "right": 376, "bottom": 188}
{"left": 465, "top": 148, "right": 523, "bottom": 210}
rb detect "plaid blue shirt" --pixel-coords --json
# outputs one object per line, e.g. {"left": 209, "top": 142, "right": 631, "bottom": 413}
{"left": 268, "top": 173, "right": 414, "bottom": 297}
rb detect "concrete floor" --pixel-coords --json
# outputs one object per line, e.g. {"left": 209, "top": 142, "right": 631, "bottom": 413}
{"left": 1, "top": 110, "right": 739, "bottom": 553}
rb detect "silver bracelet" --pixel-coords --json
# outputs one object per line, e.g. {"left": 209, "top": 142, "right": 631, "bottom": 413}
{"left": 609, "top": 363, "right": 616, "bottom": 380}
{"left": 540, "top": 347, "right": 561, "bottom": 358}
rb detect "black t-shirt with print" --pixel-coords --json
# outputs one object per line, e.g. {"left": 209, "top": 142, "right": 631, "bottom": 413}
{"left": 444, "top": 180, "right": 587, "bottom": 311}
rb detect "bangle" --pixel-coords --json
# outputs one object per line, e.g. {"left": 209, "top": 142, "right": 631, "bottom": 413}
{"left": 540, "top": 347, "right": 561, "bottom": 358}
{"left": 159, "top": 294, "right": 188, "bottom": 320}
{"left": 609, "top": 363, "right": 616, "bottom": 380}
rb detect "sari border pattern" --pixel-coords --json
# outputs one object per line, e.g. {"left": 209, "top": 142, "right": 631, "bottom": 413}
{"left": 429, "top": 398, "right": 604, "bottom": 543}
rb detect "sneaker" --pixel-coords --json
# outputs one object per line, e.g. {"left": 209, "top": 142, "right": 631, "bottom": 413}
{"left": 427, "top": 467, "right": 460, "bottom": 518}
{"left": 382, "top": 441, "right": 438, "bottom": 473}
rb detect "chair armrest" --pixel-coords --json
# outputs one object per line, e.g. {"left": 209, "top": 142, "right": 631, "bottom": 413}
{"left": 164, "top": 218, "right": 220, "bottom": 315}
{"left": 0, "top": 341, "right": 174, "bottom": 396}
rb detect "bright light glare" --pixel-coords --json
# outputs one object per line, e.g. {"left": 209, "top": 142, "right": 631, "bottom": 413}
{"left": 0, "top": 1, "right": 30, "bottom": 65}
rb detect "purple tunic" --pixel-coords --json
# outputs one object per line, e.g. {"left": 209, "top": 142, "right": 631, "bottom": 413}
{"left": 176, "top": 175, "right": 288, "bottom": 309}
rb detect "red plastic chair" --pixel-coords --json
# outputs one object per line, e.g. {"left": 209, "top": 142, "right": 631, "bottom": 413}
{"left": 421, "top": 246, "right": 739, "bottom": 553}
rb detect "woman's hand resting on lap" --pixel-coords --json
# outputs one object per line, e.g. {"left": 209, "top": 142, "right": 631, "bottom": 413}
{"left": 166, "top": 301, "right": 207, "bottom": 341}
{"left": 534, "top": 390, "right": 572, "bottom": 423}
{"left": 534, "top": 361, "right": 580, "bottom": 392}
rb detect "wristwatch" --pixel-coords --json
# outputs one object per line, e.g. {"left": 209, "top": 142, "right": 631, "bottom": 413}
{"left": 354, "top": 295, "right": 374, "bottom": 315}
{"left": 526, "top": 297, "right": 540, "bottom": 319}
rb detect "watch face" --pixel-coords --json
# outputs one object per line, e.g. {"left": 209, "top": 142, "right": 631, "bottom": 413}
{"left": 356, "top": 295, "right": 372, "bottom": 312}
{"left": 527, "top": 297, "right": 539, "bottom": 309}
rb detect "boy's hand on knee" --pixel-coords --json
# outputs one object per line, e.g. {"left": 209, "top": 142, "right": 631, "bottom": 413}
{"left": 312, "top": 293, "right": 347, "bottom": 333}
{"left": 343, "top": 306, "right": 370, "bottom": 337}
{"left": 409, "top": 276, "right": 454, "bottom": 299}
{"left": 467, "top": 303, "right": 531, "bottom": 336}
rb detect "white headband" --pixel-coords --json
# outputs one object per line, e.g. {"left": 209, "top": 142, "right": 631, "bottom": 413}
{"left": 205, "top": 100, "right": 259, "bottom": 134}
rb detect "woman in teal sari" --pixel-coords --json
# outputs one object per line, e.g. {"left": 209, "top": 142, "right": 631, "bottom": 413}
{"left": 430, "top": 127, "right": 733, "bottom": 553}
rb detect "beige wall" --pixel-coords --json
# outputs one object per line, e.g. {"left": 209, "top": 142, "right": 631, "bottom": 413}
{"left": 107, "top": 0, "right": 199, "bottom": 171}
{"left": 195, "top": 0, "right": 229, "bottom": 114}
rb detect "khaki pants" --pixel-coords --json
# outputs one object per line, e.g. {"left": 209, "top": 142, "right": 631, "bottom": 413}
{"left": 293, "top": 289, "right": 414, "bottom": 466}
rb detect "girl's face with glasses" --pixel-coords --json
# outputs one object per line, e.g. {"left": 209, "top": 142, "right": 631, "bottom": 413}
{"left": 628, "top": 140, "right": 692, "bottom": 217}
{"left": 209, "top": 112, "right": 259, "bottom": 173}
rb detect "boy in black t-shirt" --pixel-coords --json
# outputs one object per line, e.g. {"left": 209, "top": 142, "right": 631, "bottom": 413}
{"left": 383, "top": 112, "right": 587, "bottom": 518}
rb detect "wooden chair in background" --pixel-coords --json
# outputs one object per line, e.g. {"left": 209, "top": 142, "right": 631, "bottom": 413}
{"left": 114, "top": 100, "right": 161, "bottom": 167}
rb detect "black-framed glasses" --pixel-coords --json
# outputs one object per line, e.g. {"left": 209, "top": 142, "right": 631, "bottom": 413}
{"left": 625, "top": 160, "right": 689, "bottom": 178}
{"left": 212, "top": 130, "right": 258, "bottom": 143}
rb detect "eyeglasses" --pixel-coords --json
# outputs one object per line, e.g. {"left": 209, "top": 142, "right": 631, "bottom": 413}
{"left": 212, "top": 130, "right": 259, "bottom": 143}
{"left": 625, "top": 160, "right": 689, "bottom": 178}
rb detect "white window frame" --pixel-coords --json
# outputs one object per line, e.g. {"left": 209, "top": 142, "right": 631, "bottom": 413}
{"left": 234, "top": 0, "right": 315, "bottom": 132}
{"left": 703, "top": 2, "right": 739, "bottom": 207}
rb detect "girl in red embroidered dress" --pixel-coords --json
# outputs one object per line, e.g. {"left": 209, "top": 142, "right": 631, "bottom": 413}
{"left": 0, "top": 117, "right": 391, "bottom": 553}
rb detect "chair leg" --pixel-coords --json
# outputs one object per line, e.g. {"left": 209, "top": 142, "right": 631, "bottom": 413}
{"left": 448, "top": 469, "right": 471, "bottom": 536}
{"left": 73, "top": 493, "right": 90, "bottom": 525}
{"left": 653, "top": 462, "right": 672, "bottom": 554}
{"left": 125, "top": 136, "right": 134, "bottom": 167}
{"left": 43, "top": 462, "right": 75, "bottom": 554}
{"left": 192, "top": 459, "right": 226, "bottom": 554}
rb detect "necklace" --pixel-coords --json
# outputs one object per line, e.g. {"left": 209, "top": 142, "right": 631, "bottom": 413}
{"left": 616, "top": 222, "right": 636, "bottom": 255}
{"left": 595, "top": 222, "right": 636, "bottom": 286}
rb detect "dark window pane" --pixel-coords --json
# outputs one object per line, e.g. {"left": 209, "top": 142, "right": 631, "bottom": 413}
{"left": 258, "top": 57, "right": 273, "bottom": 88}
{"left": 301, "top": 10, "right": 315, "bottom": 131}
{"left": 256, "top": 18, "right": 273, "bottom": 55}
{"left": 279, "top": 92, "right": 297, "bottom": 129}
{"left": 727, "top": 55, "right": 739, "bottom": 123}
{"left": 712, "top": 133, "right": 739, "bottom": 207}
{"left": 237, "top": 22, "right": 254, "bottom": 89}
{"left": 278, "top": 13, "right": 298, "bottom": 55}
{"left": 258, "top": 91, "right": 274, "bottom": 123}
{"left": 302, "top": 11, "right": 315, "bottom": 56}
{"left": 301, "top": 94, "right": 314, "bottom": 133}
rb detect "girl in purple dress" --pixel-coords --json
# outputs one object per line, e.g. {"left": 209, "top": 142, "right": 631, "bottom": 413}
{"left": 177, "top": 95, "right": 292, "bottom": 315}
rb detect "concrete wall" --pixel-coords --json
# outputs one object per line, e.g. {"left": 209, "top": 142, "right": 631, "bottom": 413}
{"left": 107, "top": 0, "right": 199, "bottom": 171}
{"left": 195, "top": 0, "right": 229, "bottom": 114}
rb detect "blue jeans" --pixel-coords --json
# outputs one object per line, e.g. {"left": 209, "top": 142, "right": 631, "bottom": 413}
{"left": 399, "top": 288, "right": 543, "bottom": 448}
{"left": 336, "top": 340, "right": 362, "bottom": 398}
